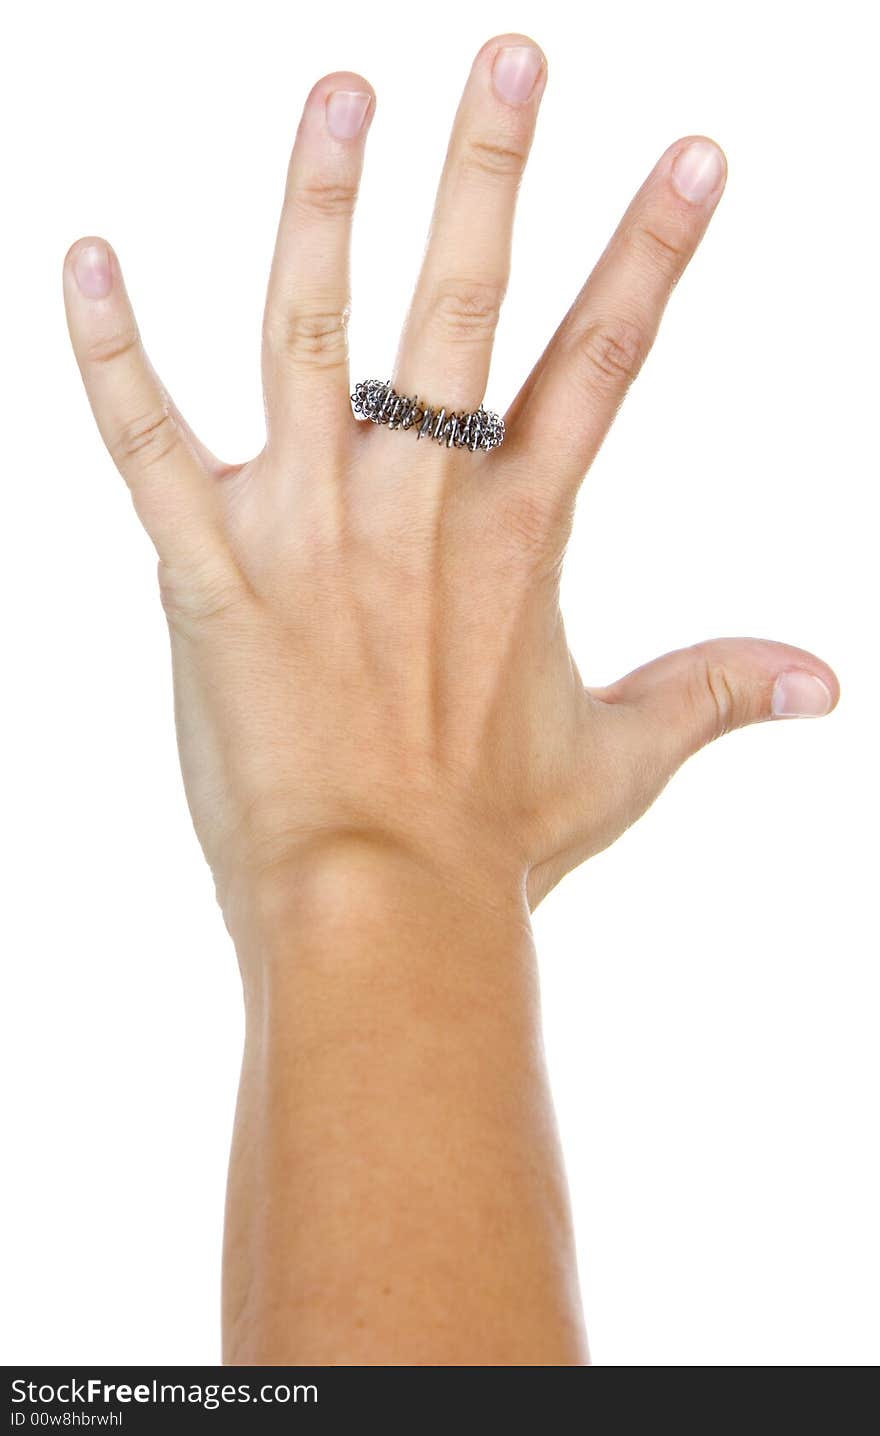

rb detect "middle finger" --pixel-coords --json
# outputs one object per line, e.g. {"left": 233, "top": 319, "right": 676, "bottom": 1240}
{"left": 391, "top": 35, "right": 547, "bottom": 422}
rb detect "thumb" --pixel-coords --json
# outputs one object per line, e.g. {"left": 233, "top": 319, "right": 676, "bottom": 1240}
{"left": 597, "top": 637, "right": 839, "bottom": 774}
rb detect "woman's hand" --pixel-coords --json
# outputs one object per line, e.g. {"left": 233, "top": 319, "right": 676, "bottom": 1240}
{"left": 62, "top": 32, "right": 841, "bottom": 1366}
{"left": 63, "top": 34, "right": 837, "bottom": 936}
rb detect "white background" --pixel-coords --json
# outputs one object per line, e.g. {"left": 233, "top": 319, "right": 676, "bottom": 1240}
{"left": 2, "top": 0, "right": 876, "bottom": 1366}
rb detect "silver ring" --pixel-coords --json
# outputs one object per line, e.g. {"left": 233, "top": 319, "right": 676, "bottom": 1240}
{"left": 351, "top": 379, "right": 505, "bottom": 452}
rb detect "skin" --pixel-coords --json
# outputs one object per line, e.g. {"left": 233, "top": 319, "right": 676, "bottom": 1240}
{"left": 63, "top": 34, "right": 837, "bottom": 1366}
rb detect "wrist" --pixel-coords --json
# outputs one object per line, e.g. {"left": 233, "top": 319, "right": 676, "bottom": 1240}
{"left": 222, "top": 831, "right": 533, "bottom": 998}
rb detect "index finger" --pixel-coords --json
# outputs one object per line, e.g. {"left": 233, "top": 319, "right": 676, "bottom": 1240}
{"left": 503, "top": 137, "right": 727, "bottom": 506}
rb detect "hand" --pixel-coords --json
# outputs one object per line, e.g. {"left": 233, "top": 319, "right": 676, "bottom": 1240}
{"left": 63, "top": 33, "right": 837, "bottom": 933}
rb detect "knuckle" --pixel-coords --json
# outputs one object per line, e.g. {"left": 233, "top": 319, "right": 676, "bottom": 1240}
{"left": 429, "top": 277, "right": 506, "bottom": 344}
{"left": 461, "top": 135, "right": 528, "bottom": 182}
{"left": 572, "top": 315, "right": 648, "bottom": 397}
{"left": 110, "top": 408, "right": 181, "bottom": 472}
{"left": 496, "top": 482, "right": 571, "bottom": 570}
{"left": 292, "top": 178, "right": 358, "bottom": 221}
{"left": 264, "top": 305, "right": 350, "bottom": 370}
{"left": 84, "top": 328, "right": 140, "bottom": 367}
{"left": 631, "top": 221, "right": 689, "bottom": 277}
{"left": 157, "top": 557, "right": 245, "bottom": 629}
{"left": 695, "top": 655, "right": 740, "bottom": 739}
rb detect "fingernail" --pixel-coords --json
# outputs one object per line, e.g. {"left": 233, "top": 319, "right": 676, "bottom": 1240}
{"left": 72, "top": 241, "right": 112, "bottom": 300}
{"left": 671, "top": 139, "right": 725, "bottom": 204}
{"left": 325, "top": 89, "right": 372, "bottom": 140}
{"left": 771, "top": 671, "right": 833, "bottom": 718}
{"left": 492, "top": 44, "right": 544, "bottom": 105}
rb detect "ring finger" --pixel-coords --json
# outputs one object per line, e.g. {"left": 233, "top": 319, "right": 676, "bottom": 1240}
{"left": 262, "top": 72, "right": 375, "bottom": 457}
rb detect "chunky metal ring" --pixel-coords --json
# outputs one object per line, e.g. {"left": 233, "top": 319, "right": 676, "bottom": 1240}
{"left": 351, "top": 379, "right": 505, "bottom": 453}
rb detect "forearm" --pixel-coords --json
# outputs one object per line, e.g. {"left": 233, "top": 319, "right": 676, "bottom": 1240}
{"left": 221, "top": 843, "right": 589, "bottom": 1366}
